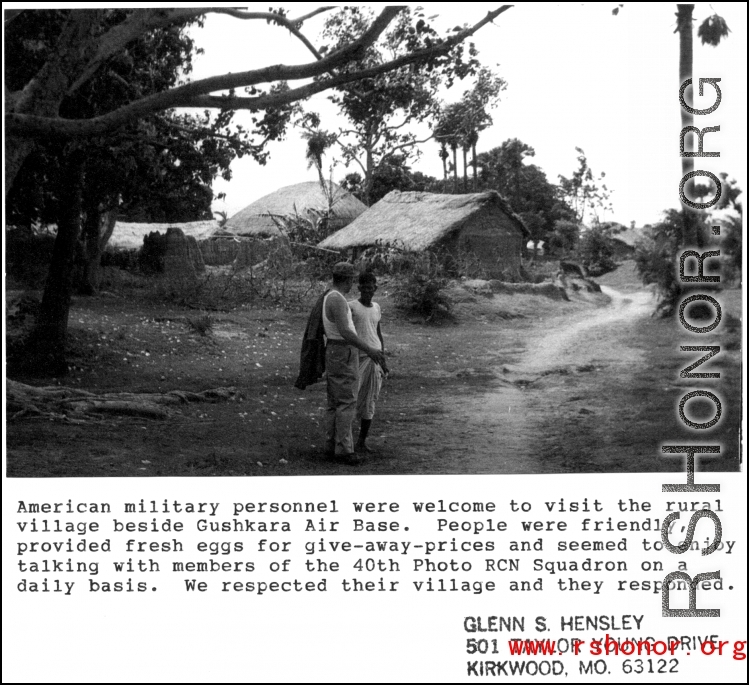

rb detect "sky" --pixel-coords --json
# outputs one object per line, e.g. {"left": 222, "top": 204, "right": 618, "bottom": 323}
{"left": 186, "top": 3, "right": 747, "bottom": 227}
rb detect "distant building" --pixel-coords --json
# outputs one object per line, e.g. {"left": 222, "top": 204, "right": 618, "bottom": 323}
{"left": 610, "top": 226, "right": 644, "bottom": 258}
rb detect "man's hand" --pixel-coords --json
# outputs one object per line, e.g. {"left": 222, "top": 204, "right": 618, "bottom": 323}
{"left": 368, "top": 348, "right": 386, "bottom": 367}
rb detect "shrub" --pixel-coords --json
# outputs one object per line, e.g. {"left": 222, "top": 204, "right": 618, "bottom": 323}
{"left": 548, "top": 220, "right": 580, "bottom": 255}
{"left": 355, "top": 241, "right": 416, "bottom": 277}
{"left": 634, "top": 224, "right": 681, "bottom": 316}
{"left": 185, "top": 314, "right": 214, "bottom": 336}
{"left": 271, "top": 212, "right": 344, "bottom": 282}
{"left": 101, "top": 247, "right": 140, "bottom": 271}
{"left": 392, "top": 250, "right": 453, "bottom": 323}
{"left": 577, "top": 225, "right": 617, "bottom": 276}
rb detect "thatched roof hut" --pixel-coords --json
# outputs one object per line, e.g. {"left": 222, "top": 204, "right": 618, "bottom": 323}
{"left": 108, "top": 220, "right": 218, "bottom": 250}
{"left": 223, "top": 181, "right": 367, "bottom": 237}
{"left": 319, "top": 190, "right": 529, "bottom": 279}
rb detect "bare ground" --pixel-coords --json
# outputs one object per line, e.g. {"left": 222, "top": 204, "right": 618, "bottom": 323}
{"left": 5, "top": 261, "right": 742, "bottom": 477}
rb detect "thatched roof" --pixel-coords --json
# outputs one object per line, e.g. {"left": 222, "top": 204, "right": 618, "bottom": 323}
{"left": 223, "top": 181, "right": 367, "bottom": 237}
{"left": 319, "top": 190, "right": 529, "bottom": 251}
{"left": 108, "top": 220, "right": 218, "bottom": 250}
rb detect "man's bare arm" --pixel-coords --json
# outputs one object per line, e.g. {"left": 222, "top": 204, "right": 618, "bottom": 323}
{"left": 327, "top": 295, "right": 385, "bottom": 365}
{"left": 376, "top": 322, "right": 389, "bottom": 374}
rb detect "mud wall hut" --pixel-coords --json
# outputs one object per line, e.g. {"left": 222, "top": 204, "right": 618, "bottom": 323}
{"left": 107, "top": 220, "right": 218, "bottom": 250}
{"left": 222, "top": 181, "right": 367, "bottom": 238}
{"left": 318, "top": 190, "right": 529, "bottom": 279}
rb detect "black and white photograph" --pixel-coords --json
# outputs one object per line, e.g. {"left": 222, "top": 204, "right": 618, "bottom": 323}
{"left": 3, "top": 3, "right": 746, "bottom": 683}
{"left": 5, "top": 3, "right": 744, "bottom": 477}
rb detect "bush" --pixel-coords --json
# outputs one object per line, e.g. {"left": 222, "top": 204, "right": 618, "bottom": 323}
{"left": 300, "top": 249, "right": 341, "bottom": 282}
{"left": 355, "top": 241, "right": 417, "bottom": 277}
{"left": 719, "top": 214, "right": 742, "bottom": 285}
{"left": 392, "top": 250, "right": 453, "bottom": 323}
{"left": 185, "top": 314, "right": 215, "bottom": 336}
{"left": 101, "top": 247, "right": 140, "bottom": 271}
{"left": 548, "top": 220, "right": 580, "bottom": 256}
{"left": 271, "top": 212, "right": 344, "bottom": 281}
{"left": 577, "top": 225, "right": 617, "bottom": 276}
{"left": 634, "top": 227, "right": 680, "bottom": 315}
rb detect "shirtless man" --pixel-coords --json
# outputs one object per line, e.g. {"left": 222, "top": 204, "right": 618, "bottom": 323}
{"left": 323, "top": 263, "right": 386, "bottom": 465}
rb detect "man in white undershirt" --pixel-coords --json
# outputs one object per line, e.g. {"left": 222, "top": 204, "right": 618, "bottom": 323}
{"left": 322, "top": 263, "right": 386, "bottom": 464}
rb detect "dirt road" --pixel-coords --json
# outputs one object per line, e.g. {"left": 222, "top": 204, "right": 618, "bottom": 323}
{"left": 448, "top": 285, "right": 661, "bottom": 473}
{"left": 370, "top": 280, "right": 740, "bottom": 475}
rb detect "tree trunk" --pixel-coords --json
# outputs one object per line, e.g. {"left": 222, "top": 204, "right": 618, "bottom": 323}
{"left": 5, "top": 11, "right": 104, "bottom": 199}
{"left": 77, "top": 195, "right": 102, "bottom": 295}
{"left": 77, "top": 202, "right": 117, "bottom": 295}
{"left": 462, "top": 147, "right": 468, "bottom": 193}
{"left": 677, "top": 4, "right": 702, "bottom": 248}
{"left": 451, "top": 145, "right": 458, "bottom": 194}
{"left": 472, "top": 140, "right": 478, "bottom": 192}
{"left": 364, "top": 140, "right": 374, "bottom": 206}
{"left": 30, "top": 150, "right": 85, "bottom": 374}
{"left": 441, "top": 145, "right": 447, "bottom": 182}
{"left": 99, "top": 208, "right": 117, "bottom": 249}
{"left": 5, "top": 137, "right": 37, "bottom": 200}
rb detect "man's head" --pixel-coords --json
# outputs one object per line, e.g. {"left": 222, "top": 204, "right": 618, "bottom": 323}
{"left": 358, "top": 272, "right": 377, "bottom": 305}
{"left": 332, "top": 262, "right": 355, "bottom": 292}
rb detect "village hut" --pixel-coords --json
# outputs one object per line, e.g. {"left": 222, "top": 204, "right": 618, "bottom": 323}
{"left": 222, "top": 181, "right": 367, "bottom": 238}
{"left": 609, "top": 226, "right": 644, "bottom": 259}
{"left": 318, "top": 190, "right": 529, "bottom": 279}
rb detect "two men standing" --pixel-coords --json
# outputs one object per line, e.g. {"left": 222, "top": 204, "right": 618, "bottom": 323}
{"left": 323, "top": 262, "right": 387, "bottom": 465}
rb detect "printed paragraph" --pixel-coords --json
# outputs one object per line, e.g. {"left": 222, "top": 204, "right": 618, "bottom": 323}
{"left": 13, "top": 496, "right": 736, "bottom": 598}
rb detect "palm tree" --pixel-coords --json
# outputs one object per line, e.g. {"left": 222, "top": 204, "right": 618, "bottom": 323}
{"left": 676, "top": 5, "right": 730, "bottom": 247}
{"left": 435, "top": 69, "right": 505, "bottom": 194}
{"left": 301, "top": 128, "right": 337, "bottom": 213}
{"left": 434, "top": 103, "right": 463, "bottom": 193}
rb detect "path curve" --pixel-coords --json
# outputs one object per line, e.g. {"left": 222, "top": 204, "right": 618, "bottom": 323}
{"left": 451, "top": 285, "right": 660, "bottom": 472}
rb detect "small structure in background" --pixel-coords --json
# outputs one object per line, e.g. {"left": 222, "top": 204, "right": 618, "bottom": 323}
{"left": 222, "top": 181, "right": 367, "bottom": 239}
{"left": 609, "top": 226, "right": 644, "bottom": 259}
{"left": 107, "top": 220, "right": 218, "bottom": 250}
{"left": 140, "top": 227, "right": 205, "bottom": 281}
{"left": 318, "top": 190, "right": 529, "bottom": 280}
{"left": 526, "top": 239, "right": 546, "bottom": 256}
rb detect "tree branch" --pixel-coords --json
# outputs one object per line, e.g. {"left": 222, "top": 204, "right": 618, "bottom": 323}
{"left": 68, "top": 9, "right": 208, "bottom": 95}
{"left": 379, "top": 134, "right": 436, "bottom": 164}
{"left": 4, "top": 9, "right": 25, "bottom": 24}
{"left": 158, "top": 119, "right": 255, "bottom": 147}
{"left": 8, "top": 6, "right": 512, "bottom": 140}
{"left": 335, "top": 139, "right": 367, "bottom": 175}
{"left": 68, "top": 6, "right": 335, "bottom": 95}
{"left": 210, "top": 8, "right": 335, "bottom": 59}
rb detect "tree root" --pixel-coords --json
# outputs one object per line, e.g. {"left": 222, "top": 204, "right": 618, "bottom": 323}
{"left": 6, "top": 379, "right": 242, "bottom": 422}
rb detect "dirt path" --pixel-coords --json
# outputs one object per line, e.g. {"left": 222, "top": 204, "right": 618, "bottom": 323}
{"left": 425, "top": 285, "right": 666, "bottom": 473}
{"left": 520, "top": 285, "right": 656, "bottom": 371}
{"left": 422, "top": 281, "right": 740, "bottom": 475}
